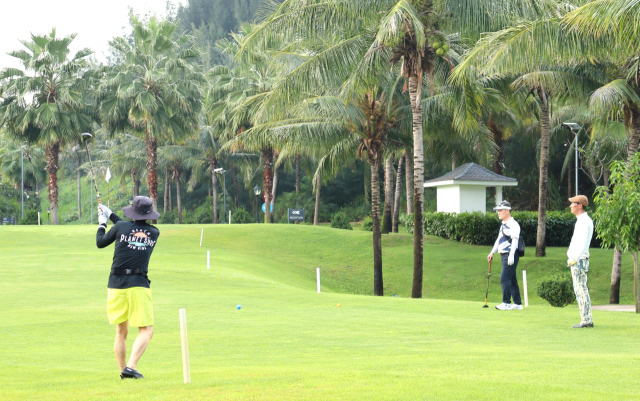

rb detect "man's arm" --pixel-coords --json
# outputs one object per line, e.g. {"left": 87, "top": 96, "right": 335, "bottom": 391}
{"left": 96, "top": 223, "right": 119, "bottom": 248}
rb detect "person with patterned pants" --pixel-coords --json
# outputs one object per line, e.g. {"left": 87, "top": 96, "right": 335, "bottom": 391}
{"left": 567, "top": 195, "right": 594, "bottom": 328}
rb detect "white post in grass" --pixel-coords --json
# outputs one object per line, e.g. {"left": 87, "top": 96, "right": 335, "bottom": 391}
{"left": 317, "top": 268, "right": 321, "bottom": 293}
{"left": 200, "top": 229, "right": 203, "bottom": 247}
{"left": 179, "top": 308, "right": 191, "bottom": 384}
{"left": 229, "top": 211, "right": 231, "bottom": 224}
{"left": 207, "top": 250, "right": 210, "bottom": 270}
{"left": 523, "top": 270, "right": 529, "bottom": 307}
{"left": 38, "top": 212, "right": 41, "bottom": 225}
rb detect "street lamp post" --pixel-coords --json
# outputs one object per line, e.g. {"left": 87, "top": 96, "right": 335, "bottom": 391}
{"left": 253, "top": 185, "right": 261, "bottom": 223}
{"left": 214, "top": 168, "right": 227, "bottom": 223}
{"left": 562, "top": 122, "right": 581, "bottom": 196}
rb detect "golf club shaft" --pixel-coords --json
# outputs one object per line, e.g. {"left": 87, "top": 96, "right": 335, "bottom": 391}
{"left": 83, "top": 141, "right": 101, "bottom": 204}
{"left": 484, "top": 260, "right": 492, "bottom": 306}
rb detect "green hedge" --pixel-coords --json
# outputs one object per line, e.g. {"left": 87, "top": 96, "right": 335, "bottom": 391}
{"left": 405, "top": 211, "right": 601, "bottom": 248}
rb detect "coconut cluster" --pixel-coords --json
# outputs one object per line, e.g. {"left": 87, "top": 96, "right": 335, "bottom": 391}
{"left": 432, "top": 41, "right": 450, "bottom": 57}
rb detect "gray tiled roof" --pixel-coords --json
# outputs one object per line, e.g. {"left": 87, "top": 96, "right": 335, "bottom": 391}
{"left": 425, "top": 163, "right": 517, "bottom": 184}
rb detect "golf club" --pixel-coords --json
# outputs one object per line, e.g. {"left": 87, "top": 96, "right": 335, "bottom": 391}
{"left": 483, "top": 259, "right": 492, "bottom": 308}
{"left": 81, "top": 133, "right": 101, "bottom": 204}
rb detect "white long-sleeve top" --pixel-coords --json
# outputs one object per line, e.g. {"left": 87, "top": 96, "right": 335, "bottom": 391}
{"left": 490, "top": 217, "right": 520, "bottom": 255}
{"left": 567, "top": 212, "right": 593, "bottom": 261}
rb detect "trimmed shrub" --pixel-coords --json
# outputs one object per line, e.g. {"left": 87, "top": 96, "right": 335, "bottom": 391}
{"left": 19, "top": 210, "right": 39, "bottom": 225}
{"left": 404, "top": 211, "right": 601, "bottom": 248}
{"left": 160, "top": 210, "right": 176, "bottom": 224}
{"left": 331, "top": 211, "right": 352, "bottom": 230}
{"left": 361, "top": 216, "right": 373, "bottom": 231}
{"left": 537, "top": 273, "right": 575, "bottom": 307}
{"left": 232, "top": 208, "right": 254, "bottom": 224}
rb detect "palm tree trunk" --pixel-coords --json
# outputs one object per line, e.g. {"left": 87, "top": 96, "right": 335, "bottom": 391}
{"left": 382, "top": 156, "right": 393, "bottom": 234}
{"left": 133, "top": 175, "right": 140, "bottom": 197}
{"left": 145, "top": 130, "right": 159, "bottom": 223}
{"left": 46, "top": 141, "right": 61, "bottom": 225}
{"left": 405, "top": 148, "right": 414, "bottom": 215}
{"left": 369, "top": 157, "right": 383, "bottom": 296}
{"left": 611, "top": 107, "right": 640, "bottom": 303}
{"left": 489, "top": 119, "right": 504, "bottom": 175}
{"left": 210, "top": 156, "right": 218, "bottom": 224}
{"left": 164, "top": 170, "right": 169, "bottom": 213}
{"left": 314, "top": 170, "right": 321, "bottom": 226}
{"left": 409, "top": 75, "right": 424, "bottom": 298}
{"left": 169, "top": 181, "right": 172, "bottom": 211}
{"left": 535, "top": 89, "right": 551, "bottom": 257}
{"left": 176, "top": 172, "right": 182, "bottom": 224}
{"left": 393, "top": 155, "right": 404, "bottom": 233}
{"left": 262, "top": 147, "right": 273, "bottom": 224}
{"left": 271, "top": 152, "right": 279, "bottom": 223}
{"left": 77, "top": 157, "right": 82, "bottom": 219}
{"left": 232, "top": 166, "right": 239, "bottom": 208}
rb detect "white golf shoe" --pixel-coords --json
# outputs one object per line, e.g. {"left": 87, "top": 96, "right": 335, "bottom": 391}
{"left": 495, "top": 303, "right": 513, "bottom": 310}
{"left": 511, "top": 304, "right": 523, "bottom": 310}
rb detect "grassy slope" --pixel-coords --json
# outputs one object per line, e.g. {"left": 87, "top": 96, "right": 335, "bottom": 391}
{"left": 0, "top": 224, "right": 639, "bottom": 400}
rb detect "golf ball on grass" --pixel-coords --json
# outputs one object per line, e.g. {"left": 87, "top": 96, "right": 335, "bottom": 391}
{"left": 337, "top": 304, "right": 341, "bottom": 307}
{"left": 236, "top": 305, "right": 241, "bottom": 309}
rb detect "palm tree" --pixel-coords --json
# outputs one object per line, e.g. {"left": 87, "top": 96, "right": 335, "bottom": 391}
{"left": 241, "top": 0, "right": 550, "bottom": 297}
{"left": 96, "top": 16, "right": 205, "bottom": 219}
{"left": 0, "top": 29, "right": 97, "bottom": 224}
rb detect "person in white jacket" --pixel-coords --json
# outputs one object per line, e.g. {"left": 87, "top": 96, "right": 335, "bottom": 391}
{"left": 487, "top": 200, "right": 523, "bottom": 310}
{"left": 567, "top": 195, "right": 594, "bottom": 328}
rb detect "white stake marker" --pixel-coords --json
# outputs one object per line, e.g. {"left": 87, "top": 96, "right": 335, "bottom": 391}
{"left": 200, "top": 229, "right": 203, "bottom": 247}
{"left": 207, "top": 250, "right": 210, "bottom": 270}
{"left": 317, "top": 268, "right": 321, "bottom": 293}
{"left": 229, "top": 211, "right": 231, "bottom": 224}
{"left": 38, "top": 212, "right": 41, "bottom": 225}
{"left": 179, "top": 308, "right": 191, "bottom": 383}
{"left": 523, "top": 270, "right": 529, "bottom": 307}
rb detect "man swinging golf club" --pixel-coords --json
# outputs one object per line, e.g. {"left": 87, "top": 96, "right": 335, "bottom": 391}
{"left": 96, "top": 196, "right": 161, "bottom": 379}
{"left": 487, "top": 200, "right": 523, "bottom": 310}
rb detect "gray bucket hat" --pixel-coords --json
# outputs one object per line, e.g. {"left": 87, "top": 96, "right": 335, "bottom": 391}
{"left": 492, "top": 200, "right": 512, "bottom": 211}
{"left": 123, "top": 196, "right": 161, "bottom": 220}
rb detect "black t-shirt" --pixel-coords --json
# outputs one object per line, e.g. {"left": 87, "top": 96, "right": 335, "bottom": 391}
{"left": 96, "top": 213, "right": 160, "bottom": 289}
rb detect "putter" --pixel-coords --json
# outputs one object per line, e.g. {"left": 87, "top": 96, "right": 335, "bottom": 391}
{"left": 483, "top": 259, "right": 492, "bottom": 308}
{"left": 81, "top": 133, "right": 101, "bottom": 204}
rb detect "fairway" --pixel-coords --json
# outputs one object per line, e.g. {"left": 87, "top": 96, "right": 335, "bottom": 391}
{"left": 1, "top": 224, "right": 639, "bottom": 400}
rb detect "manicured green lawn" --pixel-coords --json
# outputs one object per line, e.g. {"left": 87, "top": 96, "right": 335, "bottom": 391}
{"left": 1, "top": 224, "right": 638, "bottom": 400}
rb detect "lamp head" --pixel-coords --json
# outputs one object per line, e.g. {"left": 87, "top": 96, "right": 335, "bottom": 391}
{"left": 253, "top": 185, "right": 261, "bottom": 196}
{"left": 562, "top": 122, "right": 581, "bottom": 133}
{"left": 214, "top": 168, "right": 225, "bottom": 173}
{"left": 81, "top": 133, "right": 93, "bottom": 142}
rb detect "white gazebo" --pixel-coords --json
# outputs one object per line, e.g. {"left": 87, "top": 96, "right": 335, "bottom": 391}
{"left": 423, "top": 163, "right": 518, "bottom": 214}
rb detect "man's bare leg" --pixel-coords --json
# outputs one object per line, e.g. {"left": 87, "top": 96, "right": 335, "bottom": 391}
{"left": 115, "top": 321, "right": 129, "bottom": 372}
{"left": 127, "top": 326, "right": 153, "bottom": 370}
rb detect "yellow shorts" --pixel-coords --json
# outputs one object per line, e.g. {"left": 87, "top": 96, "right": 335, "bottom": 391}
{"left": 107, "top": 287, "right": 154, "bottom": 327}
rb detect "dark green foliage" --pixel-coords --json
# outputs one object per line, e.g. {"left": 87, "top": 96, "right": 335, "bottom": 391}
{"left": 232, "top": 208, "right": 254, "bottom": 224}
{"left": 361, "top": 216, "right": 373, "bottom": 231}
{"left": 19, "top": 210, "right": 39, "bottom": 225}
{"left": 331, "top": 211, "right": 352, "bottom": 230}
{"left": 184, "top": 202, "right": 214, "bottom": 224}
{"left": 160, "top": 210, "right": 176, "bottom": 224}
{"left": 537, "top": 273, "right": 576, "bottom": 307}
{"left": 405, "top": 211, "right": 601, "bottom": 247}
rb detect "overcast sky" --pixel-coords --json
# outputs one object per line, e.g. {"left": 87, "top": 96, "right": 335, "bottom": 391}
{"left": 0, "top": 0, "right": 184, "bottom": 70}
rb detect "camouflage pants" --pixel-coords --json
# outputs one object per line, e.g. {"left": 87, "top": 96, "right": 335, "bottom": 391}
{"left": 570, "top": 259, "right": 593, "bottom": 324}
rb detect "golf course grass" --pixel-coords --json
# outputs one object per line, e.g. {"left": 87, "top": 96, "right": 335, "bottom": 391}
{"left": 1, "top": 224, "right": 639, "bottom": 400}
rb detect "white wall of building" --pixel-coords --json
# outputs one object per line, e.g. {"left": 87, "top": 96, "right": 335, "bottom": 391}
{"left": 459, "top": 185, "right": 487, "bottom": 213}
{"left": 436, "top": 184, "right": 487, "bottom": 214}
{"left": 436, "top": 185, "right": 460, "bottom": 213}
